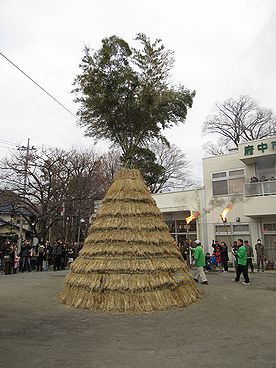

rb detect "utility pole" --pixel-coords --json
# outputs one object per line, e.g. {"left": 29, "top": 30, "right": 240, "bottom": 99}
{"left": 17, "top": 138, "right": 35, "bottom": 252}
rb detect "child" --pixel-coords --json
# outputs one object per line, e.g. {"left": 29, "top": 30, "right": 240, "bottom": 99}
{"left": 67, "top": 247, "right": 74, "bottom": 268}
{"left": 210, "top": 254, "right": 217, "bottom": 271}
{"left": 13, "top": 254, "right": 20, "bottom": 274}
{"left": 204, "top": 252, "right": 212, "bottom": 271}
{"left": 215, "top": 247, "right": 222, "bottom": 272}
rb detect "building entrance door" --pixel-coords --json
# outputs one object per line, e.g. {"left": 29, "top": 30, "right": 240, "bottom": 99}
{"left": 264, "top": 234, "right": 276, "bottom": 263}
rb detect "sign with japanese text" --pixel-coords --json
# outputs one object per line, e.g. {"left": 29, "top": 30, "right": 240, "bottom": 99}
{"left": 244, "top": 140, "right": 276, "bottom": 156}
{"left": 238, "top": 137, "right": 276, "bottom": 163}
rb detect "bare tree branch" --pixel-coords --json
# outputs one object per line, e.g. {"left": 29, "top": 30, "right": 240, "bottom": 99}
{"left": 203, "top": 95, "right": 276, "bottom": 147}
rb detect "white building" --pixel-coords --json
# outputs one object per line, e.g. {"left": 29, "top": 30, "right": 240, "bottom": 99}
{"left": 153, "top": 135, "right": 276, "bottom": 262}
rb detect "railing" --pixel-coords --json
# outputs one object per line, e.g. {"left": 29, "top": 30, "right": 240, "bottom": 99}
{"left": 244, "top": 181, "right": 276, "bottom": 197}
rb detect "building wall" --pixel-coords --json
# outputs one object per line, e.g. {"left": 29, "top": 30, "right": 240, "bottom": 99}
{"left": 0, "top": 225, "right": 20, "bottom": 236}
{"left": 152, "top": 189, "right": 200, "bottom": 213}
{"left": 203, "top": 152, "right": 253, "bottom": 248}
{"left": 0, "top": 214, "right": 30, "bottom": 231}
{"left": 152, "top": 136, "right": 276, "bottom": 262}
{"left": 152, "top": 188, "right": 208, "bottom": 252}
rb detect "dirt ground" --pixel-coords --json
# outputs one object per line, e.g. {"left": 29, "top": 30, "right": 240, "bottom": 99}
{"left": 0, "top": 269, "right": 275, "bottom": 368}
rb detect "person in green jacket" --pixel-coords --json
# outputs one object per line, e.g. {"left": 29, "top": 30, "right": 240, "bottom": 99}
{"left": 193, "top": 240, "right": 208, "bottom": 285}
{"left": 232, "top": 238, "right": 250, "bottom": 285}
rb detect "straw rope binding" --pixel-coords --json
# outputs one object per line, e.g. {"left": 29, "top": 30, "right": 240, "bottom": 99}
{"left": 60, "top": 168, "right": 199, "bottom": 312}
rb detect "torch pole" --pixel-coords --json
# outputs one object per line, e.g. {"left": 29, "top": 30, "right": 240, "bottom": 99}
{"left": 221, "top": 217, "right": 234, "bottom": 268}
{"left": 186, "top": 224, "right": 192, "bottom": 267}
{"left": 221, "top": 218, "right": 232, "bottom": 248}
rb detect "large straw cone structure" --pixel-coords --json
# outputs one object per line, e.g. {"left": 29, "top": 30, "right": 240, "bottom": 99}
{"left": 60, "top": 169, "right": 199, "bottom": 312}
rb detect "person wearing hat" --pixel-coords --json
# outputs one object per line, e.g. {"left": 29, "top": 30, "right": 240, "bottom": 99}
{"left": 193, "top": 240, "right": 208, "bottom": 285}
{"left": 255, "top": 239, "right": 265, "bottom": 272}
{"left": 232, "top": 238, "right": 250, "bottom": 285}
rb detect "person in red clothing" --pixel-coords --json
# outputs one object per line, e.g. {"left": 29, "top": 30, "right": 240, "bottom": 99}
{"left": 215, "top": 246, "right": 222, "bottom": 272}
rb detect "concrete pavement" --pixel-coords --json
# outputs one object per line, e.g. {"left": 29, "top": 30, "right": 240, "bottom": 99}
{"left": 0, "top": 269, "right": 275, "bottom": 368}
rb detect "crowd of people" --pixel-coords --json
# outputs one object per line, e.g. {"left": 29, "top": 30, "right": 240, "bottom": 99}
{"left": 0, "top": 239, "right": 83, "bottom": 275}
{"left": 1, "top": 237, "right": 267, "bottom": 286}
{"left": 178, "top": 238, "right": 266, "bottom": 286}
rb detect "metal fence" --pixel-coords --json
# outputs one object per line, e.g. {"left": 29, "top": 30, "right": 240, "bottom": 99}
{"left": 244, "top": 181, "right": 276, "bottom": 196}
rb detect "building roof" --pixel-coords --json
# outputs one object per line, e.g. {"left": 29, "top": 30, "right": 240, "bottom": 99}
{"left": 0, "top": 204, "right": 32, "bottom": 216}
{"left": 0, "top": 218, "right": 19, "bottom": 229}
{"left": 0, "top": 218, "right": 31, "bottom": 234}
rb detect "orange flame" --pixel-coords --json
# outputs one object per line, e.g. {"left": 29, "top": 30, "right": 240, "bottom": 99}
{"left": 185, "top": 211, "right": 200, "bottom": 224}
{"left": 220, "top": 203, "right": 233, "bottom": 222}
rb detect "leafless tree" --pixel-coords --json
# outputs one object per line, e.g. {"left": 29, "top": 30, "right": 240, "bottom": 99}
{"left": 147, "top": 141, "right": 197, "bottom": 193}
{"left": 203, "top": 138, "right": 231, "bottom": 156}
{"left": 203, "top": 95, "right": 276, "bottom": 149}
{"left": 0, "top": 147, "right": 110, "bottom": 242}
{"left": 100, "top": 150, "right": 122, "bottom": 183}
{"left": 93, "top": 143, "right": 196, "bottom": 194}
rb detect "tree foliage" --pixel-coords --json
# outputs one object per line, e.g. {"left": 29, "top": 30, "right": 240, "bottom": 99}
{"left": 130, "top": 147, "right": 165, "bottom": 190}
{"left": 100, "top": 143, "right": 196, "bottom": 193}
{"left": 73, "top": 33, "right": 195, "bottom": 164}
{"left": 203, "top": 95, "right": 276, "bottom": 151}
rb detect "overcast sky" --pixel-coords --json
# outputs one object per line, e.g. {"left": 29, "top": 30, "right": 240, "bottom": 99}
{"left": 1, "top": 0, "right": 276, "bottom": 182}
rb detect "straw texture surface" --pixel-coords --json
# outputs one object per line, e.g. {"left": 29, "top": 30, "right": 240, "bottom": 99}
{"left": 60, "top": 169, "right": 199, "bottom": 312}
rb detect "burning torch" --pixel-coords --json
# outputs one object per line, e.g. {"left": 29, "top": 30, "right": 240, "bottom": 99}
{"left": 220, "top": 203, "right": 233, "bottom": 223}
{"left": 220, "top": 203, "right": 233, "bottom": 254}
{"left": 185, "top": 211, "right": 200, "bottom": 265}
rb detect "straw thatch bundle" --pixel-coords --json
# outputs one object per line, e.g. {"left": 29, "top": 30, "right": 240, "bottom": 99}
{"left": 60, "top": 169, "right": 199, "bottom": 312}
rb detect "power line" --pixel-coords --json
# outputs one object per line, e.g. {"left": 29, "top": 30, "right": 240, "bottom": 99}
{"left": 0, "top": 138, "right": 16, "bottom": 146}
{"left": 0, "top": 138, "right": 17, "bottom": 150}
{"left": 0, "top": 52, "right": 77, "bottom": 119}
{"left": 0, "top": 145, "right": 16, "bottom": 150}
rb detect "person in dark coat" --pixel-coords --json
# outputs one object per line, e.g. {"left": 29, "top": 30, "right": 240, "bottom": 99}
{"left": 72, "top": 241, "right": 80, "bottom": 260}
{"left": 213, "top": 240, "right": 220, "bottom": 253}
{"left": 53, "top": 239, "right": 63, "bottom": 271}
{"left": 255, "top": 239, "right": 265, "bottom": 272}
{"left": 220, "top": 241, "right": 229, "bottom": 271}
{"left": 245, "top": 240, "right": 254, "bottom": 273}
{"left": 36, "top": 242, "right": 45, "bottom": 271}
{"left": 4, "top": 243, "right": 13, "bottom": 275}
{"left": 20, "top": 240, "right": 32, "bottom": 272}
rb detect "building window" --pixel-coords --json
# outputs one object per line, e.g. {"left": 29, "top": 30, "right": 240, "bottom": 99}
{"left": 187, "top": 221, "right": 196, "bottom": 232}
{"left": 212, "top": 169, "right": 245, "bottom": 196}
{"left": 255, "top": 159, "right": 276, "bottom": 182}
{"left": 165, "top": 221, "right": 175, "bottom": 233}
{"left": 213, "top": 180, "right": 228, "bottom": 196}
{"left": 176, "top": 220, "right": 186, "bottom": 233}
{"left": 263, "top": 234, "right": 276, "bottom": 262}
{"left": 212, "top": 172, "right": 227, "bottom": 179}
{"left": 233, "top": 224, "right": 250, "bottom": 232}
{"left": 215, "top": 223, "right": 250, "bottom": 233}
{"left": 263, "top": 223, "right": 276, "bottom": 232}
{"left": 215, "top": 225, "right": 231, "bottom": 233}
{"left": 228, "top": 177, "right": 244, "bottom": 194}
{"left": 162, "top": 215, "right": 197, "bottom": 245}
{"left": 215, "top": 223, "right": 250, "bottom": 246}
{"left": 229, "top": 169, "right": 244, "bottom": 177}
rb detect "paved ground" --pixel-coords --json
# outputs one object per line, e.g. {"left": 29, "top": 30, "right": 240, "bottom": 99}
{"left": 0, "top": 269, "right": 276, "bottom": 368}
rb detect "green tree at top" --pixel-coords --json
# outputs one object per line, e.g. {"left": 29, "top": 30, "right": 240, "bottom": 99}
{"left": 73, "top": 33, "right": 195, "bottom": 165}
